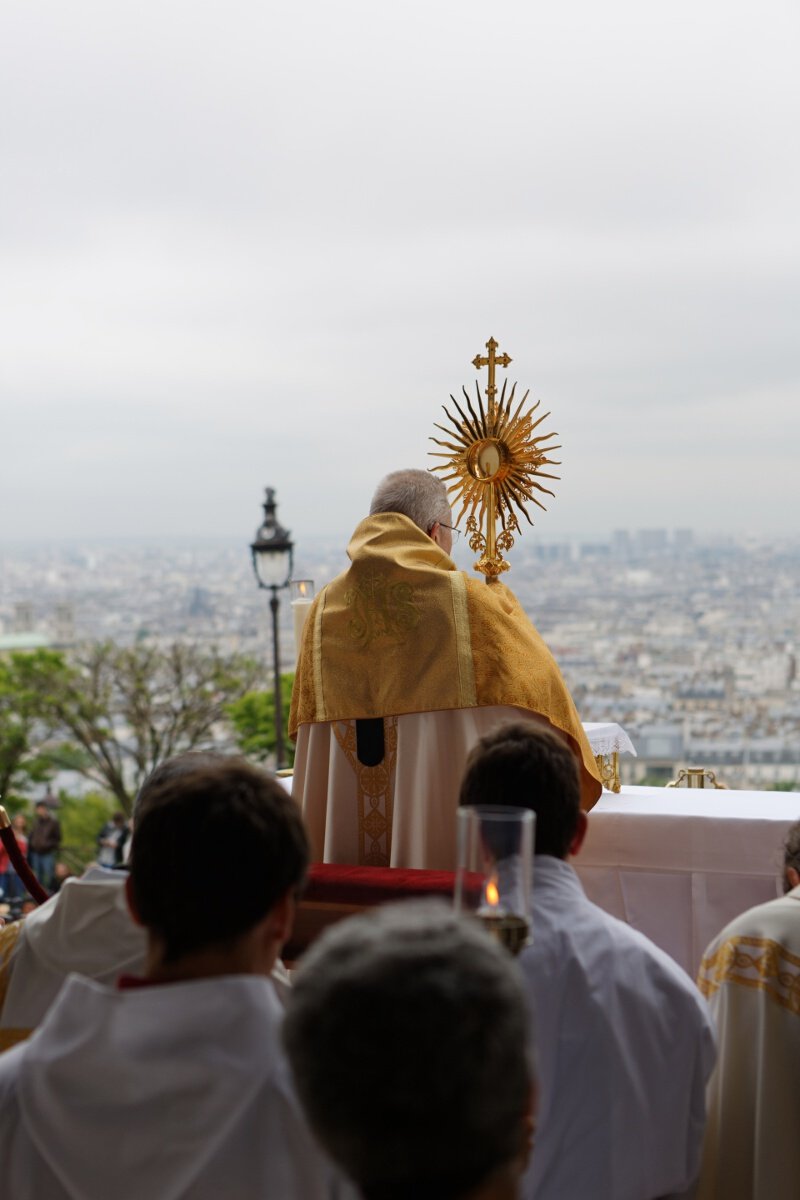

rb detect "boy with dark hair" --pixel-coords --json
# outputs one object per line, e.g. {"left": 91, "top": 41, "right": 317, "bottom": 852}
{"left": 0, "top": 751, "right": 250, "bottom": 1047}
{"left": 460, "top": 721, "right": 716, "bottom": 1200}
{"left": 0, "top": 759, "right": 341, "bottom": 1200}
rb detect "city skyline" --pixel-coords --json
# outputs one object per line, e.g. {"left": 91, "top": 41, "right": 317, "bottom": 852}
{"left": 2, "top": 532, "right": 797, "bottom": 790}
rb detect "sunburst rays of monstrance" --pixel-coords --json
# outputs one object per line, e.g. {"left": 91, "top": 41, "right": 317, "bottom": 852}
{"left": 429, "top": 337, "right": 561, "bottom": 581}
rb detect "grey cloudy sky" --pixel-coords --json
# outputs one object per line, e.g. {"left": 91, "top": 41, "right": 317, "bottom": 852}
{"left": 2, "top": 0, "right": 799, "bottom": 546}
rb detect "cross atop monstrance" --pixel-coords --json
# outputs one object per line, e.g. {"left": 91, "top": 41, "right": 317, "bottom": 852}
{"left": 430, "top": 336, "right": 561, "bottom": 580}
{"left": 472, "top": 337, "right": 512, "bottom": 413}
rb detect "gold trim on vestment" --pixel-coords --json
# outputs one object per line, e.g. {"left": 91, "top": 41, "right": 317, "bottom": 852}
{"left": 312, "top": 592, "right": 326, "bottom": 720}
{"left": 449, "top": 572, "right": 477, "bottom": 707}
{"left": 0, "top": 1027, "right": 30, "bottom": 1054}
{"left": 0, "top": 921, "right": 27, "bottom": 1054}
{"left": 698, "top": 935, "right": 800, "bottom": 1016}
{"left": 333, "top": 718, "right": 398, "bottom": 867}
{"left": 0, "top": 921, "right": 22, "bottom": 1016}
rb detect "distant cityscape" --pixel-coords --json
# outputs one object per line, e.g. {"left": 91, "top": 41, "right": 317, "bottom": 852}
{"left": 1, "top": 529, "right": 798, "bottom": 791}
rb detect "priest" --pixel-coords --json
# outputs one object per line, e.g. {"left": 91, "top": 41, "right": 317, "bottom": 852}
{"left": 290, "top": 468, "right": 601, "bottom": 869}
{"left": 695, "top": 820, "right": 800, "bottom": 1200}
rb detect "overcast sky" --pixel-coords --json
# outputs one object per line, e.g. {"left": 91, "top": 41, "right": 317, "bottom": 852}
{"left": 2, "top": 0, "right": 799, "bottom": 547}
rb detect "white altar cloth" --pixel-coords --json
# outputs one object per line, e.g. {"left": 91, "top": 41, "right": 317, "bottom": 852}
{"left": 582, "top": 721, "right": 637, "bottom": 758}
{"left": 576, "top": 786, "right": 800, "bottom": 977}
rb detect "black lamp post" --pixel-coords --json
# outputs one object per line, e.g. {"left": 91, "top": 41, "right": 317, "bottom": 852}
{"left": 250, "top": 488, "right": 294, "bottom": 770}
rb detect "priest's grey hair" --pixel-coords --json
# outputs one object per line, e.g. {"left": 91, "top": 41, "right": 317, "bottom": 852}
{"left": 283, "top": 901, "right": 534, "bottom": 1200}
{"left": 369, "top": 469, "right": 452, "bottom": 534}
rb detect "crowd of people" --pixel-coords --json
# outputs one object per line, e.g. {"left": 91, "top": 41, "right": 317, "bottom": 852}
{"left": 0, "top": 470, "right": 795, "bottom": 1198}
{"left": 0, "top": 733, "right": 795, "bottom": 1198}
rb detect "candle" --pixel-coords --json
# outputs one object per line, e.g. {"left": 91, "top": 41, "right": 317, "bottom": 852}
{"left": 290, "top": 580, "right": 315, "bottom": 662}
{"left": 477, "top": 874, "right": 507, "bottom": 918}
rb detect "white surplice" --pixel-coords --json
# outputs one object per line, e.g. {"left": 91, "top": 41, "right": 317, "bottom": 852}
{"left": 520, "top": 856, "right": 716, "bottom": 1200}
{"left": 0, "top": 973, "right": 344, "bottom": 1200}
{"left": 0, "top": 868, "right": 291, "bottom": 1049}
{"left": 293, "top": 705, "right": 550, "bottom": 870}
{"left": 0, "top": 867, "right": 146, "bottom": 1045}
{"left": 695, "top": 886, "right": 800, "bottom": 1200}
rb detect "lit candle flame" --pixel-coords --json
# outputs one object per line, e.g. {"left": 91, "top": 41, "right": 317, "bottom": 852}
{"left": 485, "top": 879, "right": 500, "bottom": 908}
{"left": 298, "top": 581, "right": 308, "bottom": 597}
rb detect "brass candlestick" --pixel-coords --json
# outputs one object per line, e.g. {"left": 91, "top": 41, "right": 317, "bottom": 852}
{"left": 477, "top": 911, "right": 531, "bottom": 957}
{"left": 430, "top": 337, "right": 561, "bottom": 580}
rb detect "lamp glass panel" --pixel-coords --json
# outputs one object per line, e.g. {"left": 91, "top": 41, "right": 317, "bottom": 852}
{"left": 254, "top": 547, "right": 292, "bottom": 588}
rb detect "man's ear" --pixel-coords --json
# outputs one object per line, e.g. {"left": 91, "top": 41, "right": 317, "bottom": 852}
{"left": 268, "top": 888, "right": 297, "bottom": 948}
{"left": 787, "top": 866, "right": 800, "bottom": 891}
{"left": 567, "top": 811, "right": 589, "bottom": 858}
{"left": 124, "top": 873, "right": 145, "bottom": 927}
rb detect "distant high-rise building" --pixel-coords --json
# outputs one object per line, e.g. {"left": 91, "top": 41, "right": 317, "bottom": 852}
{"left": 674, "top": 528, "right": 694, "bottom": 551}
{"left": 637, "top": 529, "right": 668, "bottom": 555}
{"left": 12, "top": 601, "right": 34, "bottom": 633}
{"left": 54, "top": 602, "right": 75, "bottom": 645}
{"left": 611, "top": 530, "right": 631, "bottom": 559}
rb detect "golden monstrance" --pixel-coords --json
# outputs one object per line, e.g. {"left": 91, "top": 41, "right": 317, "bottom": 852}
{"left": 429, "top": 337, "right": 561, "bottom": 581}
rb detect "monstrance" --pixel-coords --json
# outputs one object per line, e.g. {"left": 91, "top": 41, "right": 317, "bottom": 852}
{"left": 429, "top": 337, "right": 561, "bottom": 580}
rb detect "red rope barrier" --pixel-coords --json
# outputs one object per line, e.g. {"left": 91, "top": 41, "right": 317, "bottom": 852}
{"left": 0, "top": 807, "right": 50, "bottom": 906}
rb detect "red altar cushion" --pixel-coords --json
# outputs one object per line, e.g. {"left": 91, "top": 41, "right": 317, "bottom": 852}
{"left": 302, "top": 863, "right": 459, "bottom": 906}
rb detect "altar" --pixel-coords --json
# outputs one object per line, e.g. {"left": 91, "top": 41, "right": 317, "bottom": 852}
{"left": 283, "top": 775, "right": 800, "bottom": 977}
{"left": 575, "top": 785, "right": 800, "bottom": 976}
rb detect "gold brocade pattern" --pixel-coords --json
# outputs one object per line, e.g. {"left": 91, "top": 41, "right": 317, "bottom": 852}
{"left": 0, "top": 1027, "right": 30, "bottom": 1054}
{"left": 449, "top": 572, "right": 477, "bottom": 707}
{"left": 0, "top": 921, "right": 30, "bottom": 1052}
{"left": 0, "top": 920, "right": 23, "bottom": 1016}
{"left": 334, "top": 718, "right": 398, "bottom": 867}
{"left": 345, "top": 574, "right": 420, "bottom": 648}
{"left": 698, "top": 936, "right": 800, "bottom": 1016}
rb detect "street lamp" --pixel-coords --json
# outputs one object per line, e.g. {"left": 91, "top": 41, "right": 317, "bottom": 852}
{"left": 250, "top": 487, "right": 294, "bottom": 770}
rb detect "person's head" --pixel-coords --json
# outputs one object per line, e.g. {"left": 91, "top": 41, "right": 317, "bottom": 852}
{"left": 783, "top": 818, "right": 800, "bottom": 893}
{"left": 460, "top": 722, "right": 586, "bottom": 859}
{"left": 12, "top": 814, "right": 26, "bottom": 833}
{"left": 128, "top": 758, "right": 309, "bottom": 971}
{"left": 34, "top": 802, "right": 49, "bottom": 819}
{"left": 111, "top": 811, "right": 126, "bottom": 828}
{"left": 132, "top": 750, "right": 228, "bottom": 824}
{"left": 283, "top": 901, "right": 535, "bottom": 1200}
{"left": 370, "top": 469, "right": 455, "bottom": 555}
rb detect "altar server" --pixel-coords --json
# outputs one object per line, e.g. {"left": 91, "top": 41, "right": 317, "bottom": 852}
{"left": 460, "top": 721, "right": 716, "bottom": 1200}
{"left": 0, "top": 759, "right": 342, "bottom": 1200}
{"left": 695, "top": 820, "right": 800, "bottom": 1200}
{"left": 290, "top": 468, "right": 600, "bottom": 870}
{"left": 0, "top": 753, "right": 291, "bottom": 1052}
{"left": 284, "top": 900, "right": 535, "bottom": 1200}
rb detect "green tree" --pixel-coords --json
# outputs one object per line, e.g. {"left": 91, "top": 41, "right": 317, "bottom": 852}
{"left": 227, "top": 674, "right": 295, "bottom": 767}
{"left": 58, "top": 790, "right": 118, "bottom": 874}
{"left": 27, "top": 642, "right": 263, "bottom": 813}
{"left": 0, "top": 650, "right": 63, "bottom": 805}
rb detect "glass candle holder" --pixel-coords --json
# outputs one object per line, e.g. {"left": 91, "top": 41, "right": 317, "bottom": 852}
{"left": 455, "top": 806, "right": 534, "bottom": 956}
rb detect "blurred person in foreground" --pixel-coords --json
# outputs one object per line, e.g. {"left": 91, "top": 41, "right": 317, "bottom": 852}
{"left": 694, "top": 818, "right": 800, "bottom": 1200}
{"left": 460, "top": 721, "right": 716, "bottom": 1200}
{"left": 284, "top": 900, "right": 535, "bottom": 1200}
{"left": 0, "top": 752, "right": 291, "bottom": 1051}
{"left": 0, "top": 759, "right": 343, "bottom": 1200}
{"left": 290, "top": 467, "right": 600, "bottom": 871}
